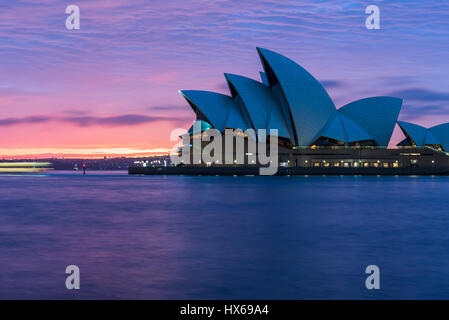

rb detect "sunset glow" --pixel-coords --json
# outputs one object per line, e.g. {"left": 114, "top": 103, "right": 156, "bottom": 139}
{"left": 1, "top": 1, "right": 449, "bottom": 158}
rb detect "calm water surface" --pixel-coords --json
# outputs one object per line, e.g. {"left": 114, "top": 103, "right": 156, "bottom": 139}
{"left": 1, "top": 171, "right": 449, "bottom": 299}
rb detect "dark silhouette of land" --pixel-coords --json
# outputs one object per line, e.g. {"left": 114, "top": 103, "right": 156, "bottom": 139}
{"left": 0, "top": 155, "right": 172, "bottom": 170}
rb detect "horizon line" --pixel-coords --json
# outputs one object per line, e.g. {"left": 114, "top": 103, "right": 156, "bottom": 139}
{"left": 0, "top": 147, "right": 174, "bottom": 159}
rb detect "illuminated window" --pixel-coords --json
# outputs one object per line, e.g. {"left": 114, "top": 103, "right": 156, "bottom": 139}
{"left": 363, "top": 162, "right": 369, "bottom": 168}
{"left": 373, "top": 162, "right": 379, "bottom": 168}
{"left": 313, "top": 162, "right": 321, "bottom": 167}
{"left": 333, "top": 162, "right": 340, "bottom": 167}
{"left": 393, "top": 162, "right": 399, "bottom": 168}
{"left": 343, "top": 162, "right": 350, "bottom": 168}
{"left": 324, "top": 162, "right": 330, "bottom": 168}
{"left": 383, "top": 162, "right": 389, "bottom": 168}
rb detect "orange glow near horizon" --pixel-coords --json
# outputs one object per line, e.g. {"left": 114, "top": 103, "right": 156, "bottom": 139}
{"left": 0, "top": 117, "right": 192, "bottom": 159}
{"left": 0, "top": 147, "right": 175, "bottom": 159}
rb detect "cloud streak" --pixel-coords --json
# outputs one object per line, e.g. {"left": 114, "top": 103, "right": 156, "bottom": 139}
{"left": 61, "top": 114, "right": 168, "bottom": 127}
{"left": 320, "top": 80, "right": 344, "bottom": 88}
{"left": 0, "top": 116, "right": 52, "bottom": 126}
{"left": 0, "top": 114, "right": 191, "bottom": 127}
{"left": 389, "top": 88, "right": 449, "bottom": 102}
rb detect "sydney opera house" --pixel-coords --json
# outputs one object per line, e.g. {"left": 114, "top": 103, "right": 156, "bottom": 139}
{"left": 130, "top": 48, "right": 449, "bottom": 175}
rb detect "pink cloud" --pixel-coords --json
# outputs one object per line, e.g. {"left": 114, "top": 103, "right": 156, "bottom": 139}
{"left": 144, "top": 72, "right": 178, "bottom": 84}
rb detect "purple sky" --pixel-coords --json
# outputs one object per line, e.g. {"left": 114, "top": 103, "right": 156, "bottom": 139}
{"left": 1, "top": 0, "right": 449, "bottom": 157}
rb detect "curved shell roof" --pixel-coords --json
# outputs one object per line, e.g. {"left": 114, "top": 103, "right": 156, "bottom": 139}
{"left": 338, "top": 97, "right": 402, "bottom": 146}
{"left": 397, "top": 121, "right": 449, "bottom": 151}
{"left": 179, "top": 48, "right": 405, "bottom": 148}
{"left": 180, "top": 90, "right": 230, "bottom": 131}
{"left": 397, "top": 121, "right": 427, "bottom": 146}
{"left": 259, "top": 72, "right": 269, "bottom": 86}
{"left": 338, "top": 113, "right": 373, "bottom": 143}
{"left": 187, "top": 120, "right": 212, "bottom": 134}
{"left": 425, "top": 130, "right": 441, "bottom": 145}
{"left": 179, "top": 90, "right": 250, "bottom": 131}
{"left": 224, "top": 73, "right": 290, "bottom": 138}
{"left": 318, "top": 113, "right": 373, "bottom": 144}
{"left": 256, "top": 47, "right": 335, "bottom": 146}
{"left": 319, "top": 113, "right": 347, "bottom": 143}
{"left": 429, "top": 123, "right": 449, "bottom": 151}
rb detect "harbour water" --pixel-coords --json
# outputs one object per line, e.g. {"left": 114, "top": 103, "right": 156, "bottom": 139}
{"left": 1, "top": 171, "right": 449, "bottom": 299}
